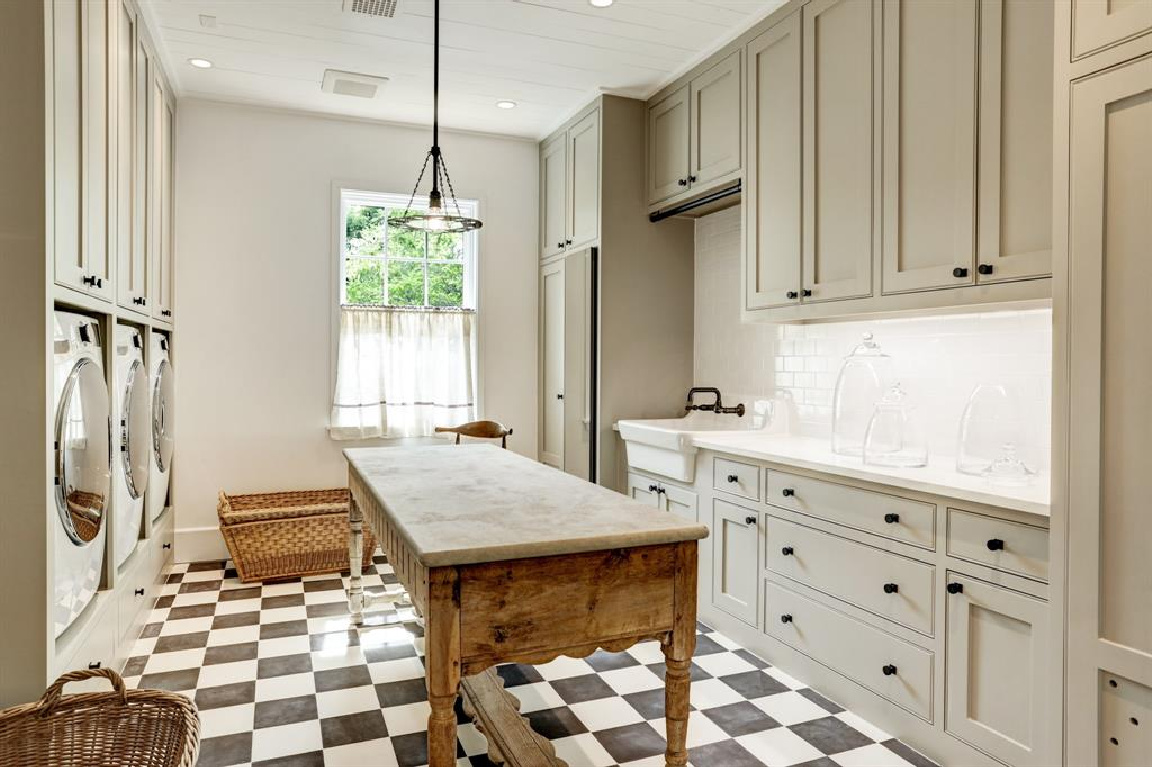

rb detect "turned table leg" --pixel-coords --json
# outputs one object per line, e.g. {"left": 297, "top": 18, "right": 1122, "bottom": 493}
{"left": 426, "top": 567, "right": 462, "bottom": 767}
{"left": 348, "top": 498, "right": 365, "bottom": 626}
{"left": 663, "top": 542, "right": 699, "bottom": 767}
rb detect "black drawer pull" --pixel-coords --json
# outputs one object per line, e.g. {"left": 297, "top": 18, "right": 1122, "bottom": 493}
{"left": 947, "top": 582, "right": 964, "bottom": 594}
{"left": 882, "top": 664, "right": 898, "bottom": 676}
{"left": 677, "top": 178, "right": 688, "bottom": 186}
{"left": 883, "top": 582, "right": 899, "bottom": 594}
{"left": 953, "top": 267, "right": 969, "bottom": 278}
{"left": 781, "top": 546, "right": 794, "bottom": 556}
{"left": 978, "top": 263, "right": 994, "bottom": 275}
{"left": 883, "top": 513, "right": 899, "bottom": 524}
{"left": 727, "top": 474, "right": 739, "bottom": 483}
{"left": 163, "top": 543, "right": 171, "bottom": 549}
{"left": 780, "top": 614, "right": 793, "bottom": 624}
{"left": 135, "top": 588, "right": 145, "bottom": 596}
{"left": 744, "top": 516, "right": 757, "bottom": 525}
{"left": 88, "top": 662, "right": 101, "bottom": 670}
{"left": 648, "top": 484, "right": 659, "bottom": 493}
{"left": 781, "top": 488, "right": 795, "bottom": 497}
{"left": 986, "top": 538, "right": 1005, "bottom": 551}
{"left": 786, "top": 291, "right": 799, "bottom": 300}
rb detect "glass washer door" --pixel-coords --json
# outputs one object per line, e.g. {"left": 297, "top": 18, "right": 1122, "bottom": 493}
{"left": 55, "top": 358, "right": 111, "bottom": 545}
{"left": 121, "top": 359, "right": 150, "bottom": 499}
{"left": 152, "top": 359, "right": 175, "bottom": 472}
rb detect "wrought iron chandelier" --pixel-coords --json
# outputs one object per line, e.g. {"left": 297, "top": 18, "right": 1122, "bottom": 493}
{"left": 396, "top": 0, "right": 483, "bottom": 233}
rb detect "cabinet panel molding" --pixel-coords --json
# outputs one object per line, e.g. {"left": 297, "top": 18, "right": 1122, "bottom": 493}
{"left": 647, "top": 85, "right": 691, "bottom": 206}
{"left": 1073, "top": 0, "right": 1152, "bottom": 59}
{"left": 566, "top": 110, "right": 599, "bottom": 251}
{"left": 712, "top": 500, "right": 760, "bottom": 626}
{"left": 540, "top": 135, "right": 567, "bottom": 260}
{"left": 690, "top": 50, "right": 742, "bottom": 191}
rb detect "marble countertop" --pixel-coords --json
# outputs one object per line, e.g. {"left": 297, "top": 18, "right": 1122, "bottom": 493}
{"left": 688, "top": 433, "right": 1050, "bottom": 517}
{"left": 345, "top": 445, "right": 709, "bottom": 567}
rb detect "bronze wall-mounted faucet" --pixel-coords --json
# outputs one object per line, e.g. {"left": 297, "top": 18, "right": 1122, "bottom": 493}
{"left": 685, "top": 387, "right": 746, "bottom": 417}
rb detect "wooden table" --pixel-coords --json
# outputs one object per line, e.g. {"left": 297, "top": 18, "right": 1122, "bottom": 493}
{"left": 344, "top": 445, "right": 708, "bottom": 767}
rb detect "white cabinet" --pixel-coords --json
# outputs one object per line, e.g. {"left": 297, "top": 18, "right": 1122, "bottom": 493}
{"left": 540, "top": 108, "right": 599, "bottom": 260}
{"left": 540, "top": 260, "right": 565, "bottom": 469}
{"left": 52, "top": 0, "right": 113, "bottom": 301}
{"left": 628, "top": 473, "right": 661, "bottom": 507}
{"left": 1073, "top": 0, "right": 1152, "bottom": 59}
{"left": 711, "top": 500, "right": 759, "bottom": 626}
{"left": 627, "top": 473, "right": 698, "bottom": 521}
{"left": 647, "top": 85, "right": 691, "bottom": 206}
{"left": 114, "top": 0, "right": 148, "bottom": 313}
{"left": 150, "top": 71, "right": 175, "bottom": 322}
{"left": 945, "top": 573, "right": 1049, "bottom": 765}
{"left": 881, "top": 0, "right": 978, "bottom": 294}
{"left": 744, "top": 11, "right": 802, "bottom": 311}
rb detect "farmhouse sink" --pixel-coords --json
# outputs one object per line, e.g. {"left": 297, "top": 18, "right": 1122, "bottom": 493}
{"left": 618, "top": 412, "right": 763, "bottom": 483}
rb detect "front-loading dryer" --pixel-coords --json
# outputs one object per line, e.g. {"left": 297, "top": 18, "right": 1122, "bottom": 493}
{"left": 148, "top": 332, "right": 174, "bottom": 522}
{"left": 52, "top": 311, "right": 111, "bottom": 638}
{"left": 113, "top": 325, "right": 149, "bottom": 570}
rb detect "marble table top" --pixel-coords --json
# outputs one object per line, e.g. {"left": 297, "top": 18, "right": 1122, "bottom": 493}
{"left": 345, "top": 445, "right": 709, "bottom": 567}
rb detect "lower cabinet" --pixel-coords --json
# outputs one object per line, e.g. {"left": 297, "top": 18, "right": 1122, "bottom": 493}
{"left": 945, "top": 572, "right": 1049, "bottom": 766}
{"left": 711, "top": 500, "right": 760, "bottom": 626}
{"left": 627, "top": 472, "right": 698, "bottom": 522}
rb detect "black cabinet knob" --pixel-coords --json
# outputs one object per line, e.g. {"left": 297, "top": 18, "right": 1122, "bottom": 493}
{"left": 801, "top": 289, "right": 812, "bottom": 297}
{"left": 687, "top": 175, "right": 697, "bottom": 183}
{"left": 786, "top": 291, "right": 799, "bottom": 300}
{"left": 780, "top": 614, "right": 793, "bottom": 624}
{"left": 566, "top": 238, "right": 573, "bottom": 245}
{"left": 781, "top": 488, "right": 795, "bottom": 497}
{"left": 88, "top": 662, "right": 101, "bottom": 670}
{"left": 134, "top": 588, "right": 145, "bottom": 596}
{"left": 648, "top": 484, "right": 659, "bottom": 493}
{"left": 978, "top": 263, "right": 994, "bottom": 275}
{"left": 82, "top": 275, "right": 96, "bottom": 286}
{"left": 656, "top": 487, "right": 666, "bottom": 495}
{"left": 161, "top": 310, "right": 172, "bottom": 317}
{"left": 556, "top": 393, "right": 564, "bottom": 400}
{"left": 727, "top": 474, "right": 739, "bottom": 483}
{"left": 163, "top": 543, "right": 172, "bottom": 549}
{"left": 557, "top": 241, "right": 564, "bottom": 249}
{"left": 781, "top": 546, "right": 794, "bottom": 556}
{"left": 953, "top": 267, "right": 969, "bottom": 278}
{"left": 883, "top": 513, "right": 899, "bottom": 524}
{"left": 882, "top": 664, "right": 898, "bottom": 676}
{"left": 883, "top": 582, "right": 899, "bottom": 594}
{"left": 745, "top": 516, "right": 757, "bottom": 525}
{"left": 986, "top": 538, "right": 1005, "bottom": 551}
{"left": 946, "top": 582, "right": 964, "bottom": 594}
{"left": 677, "top": 178, "right": 688, "bottom": 186}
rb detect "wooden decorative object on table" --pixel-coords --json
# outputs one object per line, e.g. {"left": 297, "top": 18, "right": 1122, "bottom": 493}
{"left": 217, "top": 488, "right": 375, "bottom": 582}
{"left": 0, "top": 668, "right": 200, "bottom": 767}
{"left": 434, "top": 420, "right": 514, "bottom": 448}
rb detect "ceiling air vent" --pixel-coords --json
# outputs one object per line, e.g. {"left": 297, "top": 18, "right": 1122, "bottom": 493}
{"left": 322, "top": 69, "right": 389, "bottom": 99}
{"left": 343, "top": 0, "right": 398, "bottom": 18}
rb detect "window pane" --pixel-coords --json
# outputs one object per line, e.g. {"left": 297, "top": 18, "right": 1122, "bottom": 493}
{"left": 344, "top": 258, "right": 384, "bottom": 304}
{"left": 388, "top": 260, "right": 425, "bottom": 306}
{"left": 345, "top": 205, "right": 386, "bottom": 257}
{"left": 428, "top": 231, "right": 463, "bottom": 261}
{"left": 387, "top": 209, "right": 427, "bottom": 258}
{"left": 428, "top": 263, "right": 464, "bottom": 307}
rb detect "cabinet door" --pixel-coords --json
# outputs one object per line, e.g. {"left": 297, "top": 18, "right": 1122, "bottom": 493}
{"left": 662, "top": 484, "right": 698, "bottom": 522}
{"left": 627, "top": 473, "right": 661, "bottom": 508}
{"left": 881, "top": 0, "right": 977, "bottom": 294}
{"left": 647, "top": 85, "right": 691, "bottom": 206}
{"left": 802, "top": 0, "right": 876, "bottom": 302}
{"left": 149, "top": 74, "right": 174, "bottom": 321}
{"left": 976, "top": 0, "right": 1053, "bottom": 284}
{"left": 567, "top": 110, "right": 599, "bottom": 250}
{"left": 744, "top": 12, "right": 802, "bottom": 310}
{"left": 712, "top": 500, "right": 760, "bottom": 626}
{"left": 132, "top": 31, "right": 151, "bottom": 313}
{"left": 540, "top": 261, "right": 565, "bottom": 469}
{"left": 52, "top": 0, "right": 86, "bottom": 292}
{"left": 84, "top": 0, "right": 113, "bottom": 301}
{"left": 562, "top": 250, "right": 592, "bottom": 480}
{"left": 540, "top": 134, "right": 567, "bottom": 259}
{"left": 1066, "top": 53, "right": 1152, "bottom": 766}
{"left": 689, "top": 51, "right": 741, "bottom": 191}
{"left": 1073, "top": 0, "right": 1152, "bottom": 59}
{"left": 114, "top": 0, "right": 146, "bottom": 312}
{"left": 945, "top": 574, "right": 1048, "bottom": 765}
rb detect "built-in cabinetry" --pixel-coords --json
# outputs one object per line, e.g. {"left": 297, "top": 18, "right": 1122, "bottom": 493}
{"left": 629, "top": 450, "right": 1053, "bottom": 766}
{"left": 539, "top": 110, "right": 599, "bottom": 260}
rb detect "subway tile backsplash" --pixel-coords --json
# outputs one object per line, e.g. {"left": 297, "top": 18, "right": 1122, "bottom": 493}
{"left": 694, "top": 207, "right": 1053, "bottom": 474}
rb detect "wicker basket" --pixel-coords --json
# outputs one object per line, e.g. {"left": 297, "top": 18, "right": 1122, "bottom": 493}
{"left": 217, "top": 488, "right": 376, "bottom": 583}
{"left": 0, "top": 669, "right": 200, "bottom": 767}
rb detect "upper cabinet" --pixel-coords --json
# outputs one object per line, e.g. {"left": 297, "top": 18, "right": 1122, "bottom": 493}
{"left": 115, "top": 0, "right": 148, "bottom": 314}
{"left": 647, "top": 52, "right": 742, "bottom": 212}
{"left": 539, "top": 107, "right": 599, "bottom": 260}
{"left": 1073, "top": 0, "right": 1152, "bottom": 59}
{"left": 151, "top": 72, "right": 176, "bottom": 322}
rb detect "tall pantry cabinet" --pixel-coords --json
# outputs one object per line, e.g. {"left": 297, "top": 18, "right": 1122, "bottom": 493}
{"left": 1055, "top": 4, "right": 1152, "bottom": 765}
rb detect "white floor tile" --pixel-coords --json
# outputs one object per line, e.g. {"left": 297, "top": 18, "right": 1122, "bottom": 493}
{"left": 835, "top": 710, "right": 891, "bottom": 742}
{"left": 693, "top": 652, "right": 758, "bottom": 679}
{"left": 144, "top": 648, "right": 205, "bottom": 674}
{"left": 160, "top": 616, "right": 214, "bottom": 636}
{"left": 688, "top": 677, "right": 747, "bottom": 710}
{"left": 130, "top": 637, "right": 157, "bottom": 657}
{"left": 648, "top": 710, "right": 727, "bottom": 748}
{"left": 753, "top": 690, "right": 832, "bottom": 726}
{"left": 736, "top": 727, "right": 825, "bottom": 766}
{"left": 214, "top": 598, "right": 261, "bottom": 616}
{"left": 258, "top": 635, "right": 312, "bottom": 658}
{"left": 170, "top": 591, "right": 218, "bottom": 607}
{"left": 368, "top": 657, "right": 426, "bottom": 685}
{"left": 599, "top": 666, "right": 665, "bottom": 695}
{"left": 536, "top": 656, "right": 595, "bottom": 681}
{"left": 833, "top": 743, "right": 915, "bottom": 767}
{"left": 260, "top": 606, "right": 308, "bottom": 624}
{"left": 625, "top": 641, "right": 667, "bottom": 665}
{"left": 456, "top": 722, "right": 489, "bottom": 756}
{"left": 207, "top": 625, "right": 261, "bottom": 646}
{"left": 255, "top": 672, "right": 316, "bottom": 702}
{"left": 199, "top": 703, "right": 255, "bottom": 738}
{"left": 311, "top": 645, "right": 366, "bottom": 672}
{"left": 551, "top": 733, "right": 617, "bottom": 767}
{"left": 315, "top": 685, "right": 380, "bottom": 718}
{"left": 309, "top": 615, "right": 354, "bottom": 635}
{"left": 260, "top": 581, "right": 305, "bottom": 597}
{"left": 197, "top": 660, "right": 258, "bottom": 689}
{"left": 507, "top": 681, "right": 566, "bottom": 713}
{"left": 323, "top": 738, "right": 399, "bottom": 767}
{"left": 250, "top": 719, "right": 323, "bottom": 763}
{"left": 181, "top": 569, "right": 225, "bottom": 583}
{"left": 569, "top": 696, "right": 644, "bottom": 731}
{"left": 765, "top": 667, "right": 807, "bottom": 691}
{"left": 304, "top": 588, "right": 348, "bottom": 605}
{"left": 709, "top": 631, "right": 742, "bottom": 651}
{"left": 381, "top": 700, "right": 430, "bottom": 737}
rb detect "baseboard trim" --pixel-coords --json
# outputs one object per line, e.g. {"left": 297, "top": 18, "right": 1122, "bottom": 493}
{"left": 175, "top": 525, "right": 229, "bottom": 563}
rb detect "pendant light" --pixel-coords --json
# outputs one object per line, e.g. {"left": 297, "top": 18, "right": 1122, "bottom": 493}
{"left": 396, "top": 0, "right": 483, "bottom": 233}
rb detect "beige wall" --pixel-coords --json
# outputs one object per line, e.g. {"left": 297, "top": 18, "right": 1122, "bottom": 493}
{"left": 173, "top": 100, "right": 539, "bottom": 560}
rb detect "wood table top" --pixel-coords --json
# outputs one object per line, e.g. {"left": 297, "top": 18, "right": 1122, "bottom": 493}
{"left": 345, "top": 445, "right": 708, "bottom": 567}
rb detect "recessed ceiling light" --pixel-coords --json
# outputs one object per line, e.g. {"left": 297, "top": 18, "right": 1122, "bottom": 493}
{"left": 495, "top": 100, "right": 517, "bottom": 109}
{"left": 589, "top": 0, "right": 614, "bottom": 7}
{"left": 188, "top": 58, "right": 213, "bottom": 69}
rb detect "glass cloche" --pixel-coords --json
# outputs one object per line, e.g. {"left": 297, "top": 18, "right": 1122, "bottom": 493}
{"left": 863, "top": 383, "right": 928, "bottom": 468}
{"left": 831, "top": 332, "right": 894, "bottom": 456}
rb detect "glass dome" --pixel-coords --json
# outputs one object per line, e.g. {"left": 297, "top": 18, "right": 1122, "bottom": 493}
{"left": 862, "top": 383, "right": 928, "bottom": 468}
{"left": 956, "top": 383, "right": 1026, "bottom": 476}
{"left": 831, "top": 332, "right": 894, "bottom": 456}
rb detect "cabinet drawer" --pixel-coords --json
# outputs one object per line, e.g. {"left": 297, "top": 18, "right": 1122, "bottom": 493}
{"left": 56, "top": 600, "right": 118, "bottom": 685}
{"left": 763, "top": 468, "right": 936, "bottom": 550}
{"left": 765, "top": 579, "right": 934, "bottom": 720}
{"left": 765, "top": 515, "right": 935, "bottom": 635}
{"left": 714, "top": 457, "right": 761, "bottom": 501}
{"left": 946, "top": 508, "right": 1048, "bottom": 582}
{"left": 117, "top": 562, "right": 152, "bottom": 646}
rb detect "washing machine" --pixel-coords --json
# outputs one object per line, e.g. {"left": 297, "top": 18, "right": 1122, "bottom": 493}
{"left": 52, "top": 311, "right": 111, "bottom": 638}
{"left": 148, "top": 332, "right": 175, "bottom": 522}
{"left": 113, "top": 326, "right": 150, "bottom": 570}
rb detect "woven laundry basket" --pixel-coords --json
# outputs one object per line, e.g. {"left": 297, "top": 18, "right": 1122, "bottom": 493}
{"left": 0, "top": 668, "right": 200, "bottom": 767}
{"left": 217, "top": 488, "right": 376, "bottom": 583}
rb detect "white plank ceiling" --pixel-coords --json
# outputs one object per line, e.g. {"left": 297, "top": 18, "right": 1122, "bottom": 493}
{"left": 143, "top": 0, "right": 787, "bottom": 138}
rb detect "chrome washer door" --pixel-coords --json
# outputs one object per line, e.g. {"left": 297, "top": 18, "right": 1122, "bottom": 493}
{"left": 152, "top": 359, "right": 175, "bottom": 472}
{"left": 121, "top": 359, "right": 150, "bottom": 499}
{"left": 54, "top": 358, "right": 111, "bottom": 544}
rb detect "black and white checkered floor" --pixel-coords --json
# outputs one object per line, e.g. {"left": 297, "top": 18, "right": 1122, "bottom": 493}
{"left": 122, "top": 555, "right": 938, "bottom": 767}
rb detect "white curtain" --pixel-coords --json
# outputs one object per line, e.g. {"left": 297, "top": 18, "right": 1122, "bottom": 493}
{"left": 330, "top": 307, "right": 477, "bottom": 440}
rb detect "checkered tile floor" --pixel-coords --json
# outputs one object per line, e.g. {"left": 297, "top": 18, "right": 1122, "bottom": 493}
{"left": 123, "top": 555, "right": 938, "bottom": 767}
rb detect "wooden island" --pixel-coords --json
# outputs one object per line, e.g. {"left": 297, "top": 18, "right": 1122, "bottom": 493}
{"left": 344, "top": 445, "right": 708, "bottom": 767}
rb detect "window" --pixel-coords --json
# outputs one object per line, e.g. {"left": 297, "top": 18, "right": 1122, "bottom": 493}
{"left": 340, "top": 190, "right": 478, "bottom": 309}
